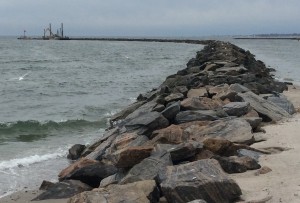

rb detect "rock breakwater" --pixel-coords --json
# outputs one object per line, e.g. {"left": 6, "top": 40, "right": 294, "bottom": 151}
{"left": 33, "top": 41, "right": 295, "bottom": 203}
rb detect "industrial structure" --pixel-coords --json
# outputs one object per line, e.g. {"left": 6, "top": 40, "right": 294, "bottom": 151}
{"left": 43, "top": 23, "right": 68, "bottom": 40}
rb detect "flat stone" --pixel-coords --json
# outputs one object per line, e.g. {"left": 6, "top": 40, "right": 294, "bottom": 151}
{"left": 187, "top": 88, "right": 208, "bottom": 98}
{"left": 164, "top": 93, "right": 184, "bottom": 103}
{"left": 150, "top": 124, "right": 187, "bottom": 145}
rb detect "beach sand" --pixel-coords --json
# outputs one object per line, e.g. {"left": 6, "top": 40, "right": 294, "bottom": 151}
{"left": 232, "top": 85, "right": 300, "bottom": 203}
{"left": 1, "top": 86, "right": 300, "bottom": 203}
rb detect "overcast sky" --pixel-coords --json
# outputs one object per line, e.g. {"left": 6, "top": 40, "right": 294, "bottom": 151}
{"left": 0, "top": 0, "right": 299, "bottom": 37}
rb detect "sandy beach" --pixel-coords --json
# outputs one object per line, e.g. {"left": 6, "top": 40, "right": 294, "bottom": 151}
{"left": 1, "top": 85, "right": 299, "bottom": 203}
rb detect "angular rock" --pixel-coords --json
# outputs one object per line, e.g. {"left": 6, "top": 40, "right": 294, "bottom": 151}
{"left": 203, "top": 138, "right": 232, "bottom": 155}
{"left": 267, "top": 95, "right": 296, "bottom": 115}
{"left": 150, "top": 124, "right": 188, "bottom": 144}
{"left": 237, "top": 91, "right": 291, "bottom": 121}
{"left": 60, "top": 161, "right": 118, "bottom": 188}
{"left": 59, "top": 158, "right": 99, "bottom": 181}
{"left": 213, "top": 155, "right": 260, "bottom": 174}
{"left": 85, "top": 131, "right": 119, "bottom": 160}
{"left": 158, "top": 159, "right": 242, "bottom": 203}
{"left": 194, "top": 149, "right": 215, "bottom": 160}
{"left": 120, "top": 152, "right": 172, "bottom": 184}
{"left": 67, "top": 144, "right": 86, "bottom": 160}
{"left": 124, "top": 111, "right": 169, "bottom": 135}
{"left": 175, "top": 110, "right": 219, "bottom": 124}
{"left": 153, "top": 141, "right": 203, "bottom": 163}
{"left": 161, "top": 101, "right": 180, "bottom": 120}
{"left": 68, "top": 180, "right": 160, "bottom": 203}
{"left": 243, "top": 117, "right": 262, "bottom": 129}
{"left": 187, "top": 200, "right": 207, "bottom": 203}
{"left": 109, "top": 146, "right": 154, "bottom": 168}
{"left": 172, "top": 85, "right": 189, "bottom": 96}
{"left": 215, "top": 65, "right": 247, "bottom": 75}
{"left": 187, "top": 88, "right": 208, "bottom": 98}
{"left": 106, "top": 132, "right": 149, "bottom": 155}
{"left": 164, "top": 93, "right": 184, "bottom": 103}
{"left": 229, "top": 83, "right": 250, "bottom": 93}
{"left": 237, "top": 149, "right": 263, "bottom": 161}
{"left": 32, "top": 180, "right": 92, "bottom": 201}
{"left": 110, "top": 101, "right": 146, "bottom": 124}
{"left": 82, "top": 127, "right": 120, "bottom": 160}
{"left": 181, "top": 97, "right": 224, "bottom": 110}
{"left": 222, "top": 102, "right": 250, "bottom": 117}
{"left": 183, "top": 118, "right": 254, "bottom": 144}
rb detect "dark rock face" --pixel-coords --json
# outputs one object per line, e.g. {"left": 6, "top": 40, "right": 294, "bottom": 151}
{"left": 109, "top": 146, "right": 154, "bottom": 168}
{"left": 158, "top": 159, "right": 242, "bottom": 203}
{"left": 32, "top": 180, "right": 92, "bottom": 201}
{"left": 67, "top": 144, "right": 86, "bottom": 160}
{"left": 68, "top": 180, "right": 160, "bottom": 203}
{"left": 175, "top": 110, "right": 219, "bottom": 123}
{"left": 213, "top": 155, "right": 261, "bottom": 173}
{"left": 222, "top": 102, "right": 250, "bottom": 117}
{"left": 61, "top": 162, "right": 118, "bottom": 188}
{"left": 120, "top": 152, "right": 172, "bottom": 184}
{"left": 161, "top": 101, "right": 180, "bottom": 121}
{"left": 124, "top": 111, "right": 169, "bottom": 135}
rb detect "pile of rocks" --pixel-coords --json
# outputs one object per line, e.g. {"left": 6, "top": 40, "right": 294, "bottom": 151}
{"left": 33, "top": 41, "right": 295, "bottom": 203}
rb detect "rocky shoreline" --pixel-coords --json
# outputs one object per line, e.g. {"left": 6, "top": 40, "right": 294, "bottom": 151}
{"left": 20, "top": 41, "right": 296, "bottom": 202}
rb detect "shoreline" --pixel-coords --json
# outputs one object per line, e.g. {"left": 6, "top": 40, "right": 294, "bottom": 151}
{"left": 1, "top": 85, "right": 299, "bottom": 203}
{"left": 1, "top": 40, "right": 299, "bottom": 202}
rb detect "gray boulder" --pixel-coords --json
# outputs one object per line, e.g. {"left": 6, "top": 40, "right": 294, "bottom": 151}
{"left": 222, "top": 102, "right": 250, "bottom": 117}
{"left": 175, "top": 110, "right": 219, "bottom": 124}
{"left": 67, "top": 144, "right": 86, "bottom": 160}
{"left": 124, "top": 111, "right": 169, "bottom": 135}
{"left": 267, "top": 95, "right": 296, "bottom": 115}
{"left": 32, "top": 180, "right": 92, "bottom": 201}
{"left": 237, "top": 91, "right": 291, "bottom": 121}
{"left": 161, "top": 101, "right": 180, "bottom": 120}
{"left": 158, "top": 159, "right": 242, "bottom": 203}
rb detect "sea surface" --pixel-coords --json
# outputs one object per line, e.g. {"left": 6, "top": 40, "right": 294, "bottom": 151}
{"left": 0, "top": 37, "right": 299, "bottom": 197}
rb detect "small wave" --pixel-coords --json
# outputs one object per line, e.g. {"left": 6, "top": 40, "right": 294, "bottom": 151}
{"left": 0, "top": 152, "right": 64, "bottom": 170}
{"left": 0, "top": 119, "right": 107, "bottom": 142}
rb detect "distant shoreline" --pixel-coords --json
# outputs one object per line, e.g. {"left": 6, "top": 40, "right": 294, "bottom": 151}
{"left": 234, "top": 37, "right": 300, "bottom": 40}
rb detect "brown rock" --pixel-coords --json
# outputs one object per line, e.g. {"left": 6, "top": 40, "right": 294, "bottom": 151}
{"left": 187, "top": 88, "right": 208, "bottom": 98}
{"left": 150, "top": 124, "right": 188, "bottom": 144}
{"left": 58, "top": 158, "right": 98, "bottom": 180}
{"left": 109, "top": 146, "right": 154, "bottom": 168}
{"left": 68, "top": 180, "right": 160, "bottom": 203}
{"left": 164, "top": 93, "right": 184, "bottom": 103}
{"left": 181, "top": 97, "right": 224, "bottom": 110}
{"left": 255, "top": 166, "right": 272, "bottom": 176}
{"left": 203, "top": 138, "right": 232, "bottom": 155}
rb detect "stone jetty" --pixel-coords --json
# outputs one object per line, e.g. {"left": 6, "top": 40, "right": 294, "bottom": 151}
{"left": 32, "top": 40, "right": 295, "bottom": 203}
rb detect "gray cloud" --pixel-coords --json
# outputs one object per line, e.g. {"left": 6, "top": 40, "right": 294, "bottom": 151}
{"left": 1, "top": 0, "right": 299, "bottom": 36}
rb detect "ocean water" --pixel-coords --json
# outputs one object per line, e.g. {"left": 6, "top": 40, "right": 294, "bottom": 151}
{"left": 0, "top": 37, "right": 300, "bottom": 197}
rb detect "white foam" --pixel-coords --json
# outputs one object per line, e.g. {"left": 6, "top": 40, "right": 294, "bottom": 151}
{"left": 0, "top": 152, "right": 64, "bottom": 170}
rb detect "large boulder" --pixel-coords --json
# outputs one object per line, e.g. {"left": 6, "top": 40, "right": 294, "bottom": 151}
{"left": 150, "top": 124, "right": 188, "bottom": 145}
{"left": 67, "top": 144, "right": 86, "bottom": 160}
{"left": 237, "top": 91, "right": 291, "bottom": 121}
{"left": 109, "top": 146, "right": 154, "bottom": 168}
{"left": 110, "top": 101, "right": 146, "bottom": 124}
{"left": 33, "top": 180, "right": 92, "bottom": 201}
{"left": 59, "top": 160, "right": 118, "bottom": 188}
{"left": 181, "top": 97, "right": 224, "bottom": 110}
{"left": 119, "top": 152, "right": 172, "bottom": 184}
{"left": 124, "top": 111, "right": 169, "bottom": 135}
{"left": 266, "top": 94, "right": 296, "bottom": 115}
{"left": 158, "top": 159, "right": 242, "bottom": 203}
{"left": 213, "top": 155, "right": 261, "bottom": 173}
{"left": 222, "top": 102, "right": 250, "bottom": 117}
{"left": 175, "top": 110, "right": 220, "bottom": 124}
{"left": 187, "top": 87, "right": 208, "bottom": 98}
{"left": 153, "top": 141, "right": 203, "bottom": 164}
{"left": 161, "top": 101, "right": 180, "bottom": 121}
{"left": 182, "top": 118, "right": 254, "bottom": 144}
{"left": 68, "top": 180, "right": 160, "bottom": 203}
